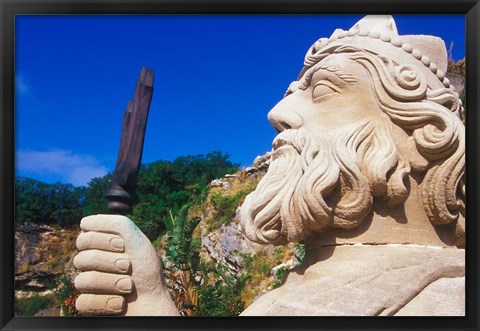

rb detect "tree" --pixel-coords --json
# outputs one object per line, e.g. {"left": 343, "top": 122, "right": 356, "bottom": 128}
{"left": 15, "top": 177, "right": 84, "bottom": 227}
{"left": 82, "top": 174, "right": 112, "bottom": 216}
{"left": 131, "top": 151, "right": 238, "bottom": 240}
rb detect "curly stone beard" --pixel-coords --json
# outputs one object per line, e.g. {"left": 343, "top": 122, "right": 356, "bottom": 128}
{"left": 241, "top": 120, "right": 410, "bottom": 245}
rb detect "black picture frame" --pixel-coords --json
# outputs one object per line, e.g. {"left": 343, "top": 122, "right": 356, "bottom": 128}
{"left": 1, "top": 1, "right": 479, "bottom": 330}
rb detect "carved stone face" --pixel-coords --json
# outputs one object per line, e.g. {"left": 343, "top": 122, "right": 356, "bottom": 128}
{"left": 268, "top": 54, "right": 383, "bottom": 135}
{"left": 241, "top": 53, "right": 403, "bottom": 245}
{"left": 240, "top": 48, "right": 464, "bottom": 246}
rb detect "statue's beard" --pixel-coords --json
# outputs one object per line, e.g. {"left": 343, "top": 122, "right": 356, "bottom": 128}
{"left": 240, "top": 120, "right": 410, "bottom": 245}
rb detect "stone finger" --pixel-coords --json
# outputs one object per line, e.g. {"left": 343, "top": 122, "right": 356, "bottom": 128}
{"left": 75, "top": 271, "right": 133, "bottom": 295}
{"left": 74, "top": 250, "right": 131, "bottom": 274}
{"left": 80, "top": 214, "right": 136, "bottom": 237}
{"left": 76, "top": 231, "right": 125, "bottom": 252}
{"left": 76, "top": 294, "right": 125, "bottom": 315}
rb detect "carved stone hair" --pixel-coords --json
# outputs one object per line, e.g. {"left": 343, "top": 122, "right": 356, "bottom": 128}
{"left": 241, "top": 16, "right": 465, "bottom": 246}
{"left": 298, "top": 45, "right": 465, "bottom": 227}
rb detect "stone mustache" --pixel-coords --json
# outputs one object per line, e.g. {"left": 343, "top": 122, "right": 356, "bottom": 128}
{"left": 73, "top": 15, "right": 465, "bottom": 316}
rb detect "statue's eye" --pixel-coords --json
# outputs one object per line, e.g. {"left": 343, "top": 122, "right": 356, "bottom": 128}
{"left": 312, "top": 81, "right": 340, "bottom": 101}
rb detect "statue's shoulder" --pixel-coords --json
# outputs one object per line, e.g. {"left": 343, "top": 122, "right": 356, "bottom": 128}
{"left": 241, "top": 245, "right": 464, "bottom": 316}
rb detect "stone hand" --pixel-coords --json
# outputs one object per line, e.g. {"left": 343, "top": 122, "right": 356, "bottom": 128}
{"left": 73, "top": 214, "right": 179, "bottom": 316}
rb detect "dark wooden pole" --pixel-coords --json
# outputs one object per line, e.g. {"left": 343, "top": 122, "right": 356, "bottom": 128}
{"left": 106, "top": 67, "right": 154, "bottom": 215}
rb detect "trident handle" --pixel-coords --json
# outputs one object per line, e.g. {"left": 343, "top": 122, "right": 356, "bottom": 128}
{"left": 105, "top": 67, "right": 154, "bottom": 215}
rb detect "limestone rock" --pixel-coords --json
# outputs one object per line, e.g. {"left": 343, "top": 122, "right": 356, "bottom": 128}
{"left": 201, "top": 207, "right": 275, "bottom": 272}
{"left": 201, "top": 155, "right": 274, "bottom": 271}
{"left": 15, "top": 222, "right": 79, "bottom": 291}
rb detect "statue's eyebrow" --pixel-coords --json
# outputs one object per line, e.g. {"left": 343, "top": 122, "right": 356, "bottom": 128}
{"left": 314, "top": 64, "right": 360, "bottom": 83}
{"left": 285, "top": 63, "right": 359, "bottom": 97}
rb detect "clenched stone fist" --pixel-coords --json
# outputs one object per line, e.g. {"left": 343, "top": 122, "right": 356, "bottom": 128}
{"left": 73, "top": 214, "right": 179, "bottom": 316}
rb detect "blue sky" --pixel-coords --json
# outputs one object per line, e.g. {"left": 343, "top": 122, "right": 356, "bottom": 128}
{"left": 15, "top": 15, "right": 465, "bottom": 187}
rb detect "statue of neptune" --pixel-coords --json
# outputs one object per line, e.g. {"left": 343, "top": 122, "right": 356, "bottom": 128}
{"left": 74, "top": 15, "right": 465, "bottom": 316}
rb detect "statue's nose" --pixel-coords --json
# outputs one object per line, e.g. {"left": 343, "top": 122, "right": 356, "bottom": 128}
{"left": 267, "top": 99, "right": 303, "bottom": 133}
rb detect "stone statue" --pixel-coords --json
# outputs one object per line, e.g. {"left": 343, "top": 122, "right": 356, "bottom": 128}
{"left": 73, "top": 15, "right": 465, "bottom": 316}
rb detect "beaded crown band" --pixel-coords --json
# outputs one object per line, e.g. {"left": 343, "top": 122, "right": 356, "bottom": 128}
{"left": 300, "top": 17, "right": 458, "bottom": 89}
{"left": 296, "top": 15, "right": 464, "bottom": 120}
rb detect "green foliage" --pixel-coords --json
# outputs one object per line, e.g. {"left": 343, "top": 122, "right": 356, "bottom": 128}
{"left": 295, "top": 242, "right": 306, "bottom": 264}
{"left": 163, "top": 205, "right": 202, "bottom": 315}
{"left": 15, "top": 151, "right": 238, "bottom": 238}
{"left": 15, "top": 276, "right": 80, "bottom": 316}
{"left": 208, "top": 192, "right": 240, "bottom": 229}
{"left": 15, "top": 177, "right": 85, "bottom": 227}
{"left": 242, "top": 252, "right": 272, "bottom": 279}
{"left": 165, "top": 204, "right": 201, "bottom": 272}
{"left": 206, "top": 180, "right": 257, "bottom": 231}
{"left": 82, "top": 174, "right": 112, "bottom": 216}
{"left": 197, "top": 281, "right": 244, "bottom": 317}
{"left": 132, "top": 151, "right": 238, "bottom": 240}
{"left": 130, "top": 194, "right": 169, "bottom": 240}
{"left": 196, "top": 261, "right": 244, "bottom": 316}
{"left": 55, "top": 275, "right": 79, "bottom": 316}
{"left": 171, "top": 151, "right": 239, "bottom": 199}
{"left": 273, "top": 267, "right": 288, "bottom": 289}
{"left": 15, "top": 293, "right": 55, "bottom": 316}
{"left": 239, "top": 246, "right": 298, "bottom": 306}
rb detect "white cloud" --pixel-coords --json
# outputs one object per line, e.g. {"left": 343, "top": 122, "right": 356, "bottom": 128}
{"left": 16, "top": 149, "right": 109, "bottom": 186}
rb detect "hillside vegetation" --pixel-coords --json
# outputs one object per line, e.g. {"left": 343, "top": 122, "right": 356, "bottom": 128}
{"left": 14, "top": 151, "right": 303, "bottom": 316}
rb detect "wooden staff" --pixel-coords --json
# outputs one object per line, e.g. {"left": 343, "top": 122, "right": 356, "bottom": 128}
{"left": 105, "top": 67, "right": 154, "bottom": 215}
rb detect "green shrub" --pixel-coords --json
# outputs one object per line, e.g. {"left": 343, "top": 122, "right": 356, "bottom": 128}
{"left": 15, "top": 294, "right": 54, "bottom": 316}
{"left": 295, "top": 242, "right": 306, "bottom": 264}
{"left": 55, "top": 275, "right": 80, "bottom": 316}
{"left": 207, "top": 192, "right": 239, "bottom": 230}
{"left": 197, "top": 281, "right": 244, "bottom": 317}
{"left": 196, "top": 261, "right": 244, "bottom": 316}
{"left": 273, "top": 266, "right": 288, "bottom": 289}
{"left": 206, "top": 179, "right": 258, "bottom": 231}
{"left": 132, "top": 151, "right": 238, "bottom": 240}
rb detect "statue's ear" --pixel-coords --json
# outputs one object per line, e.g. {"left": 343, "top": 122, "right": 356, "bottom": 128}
{"left": 389, "top": 124, "right": 429, "bottom": 172}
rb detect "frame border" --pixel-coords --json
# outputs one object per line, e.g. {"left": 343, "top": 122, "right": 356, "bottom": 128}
{"left": 1, "top": 1, "right": 478, "bottom": 330}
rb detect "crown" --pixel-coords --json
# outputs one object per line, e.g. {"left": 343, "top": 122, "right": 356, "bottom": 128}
{"left": 300, "top": 16, "right": 457, "bottom": 94}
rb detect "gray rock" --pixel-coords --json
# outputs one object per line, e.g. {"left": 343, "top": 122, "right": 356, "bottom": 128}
{"left": 201, "top": 208, "right": 275, "bottom": 272}
{"left": 210, "top": 179, "right": 223, "bottom": 187}
{"left": 15, "top": 222, "right": 78, "bottom": 291}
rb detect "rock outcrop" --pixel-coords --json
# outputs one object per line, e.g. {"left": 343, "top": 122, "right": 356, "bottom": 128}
{"left": 200, "top": 152, "right": 279, "bottom": 272}
{"left": 201, "top": 207, "right": 276, "bottom": 272}
{"left": 15, "top": 222, "right": 79, "bottom": 293}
